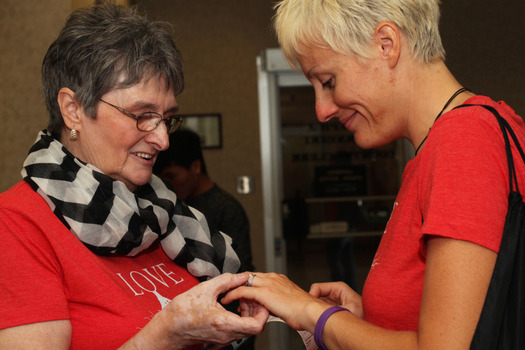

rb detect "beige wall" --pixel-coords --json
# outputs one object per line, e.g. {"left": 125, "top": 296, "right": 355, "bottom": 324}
{"left": 1, "top": 1, "right": 69, "bottom": 190}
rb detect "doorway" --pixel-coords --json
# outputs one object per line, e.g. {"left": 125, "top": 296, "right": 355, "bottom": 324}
{"left": 257, "top": 48, "right": 408, "bottom": 349}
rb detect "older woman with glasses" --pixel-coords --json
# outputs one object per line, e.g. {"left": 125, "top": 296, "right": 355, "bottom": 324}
{"left": 223, "top": 0, "right": 525, "bottom": 349}
{"left": 0, "top": 2, "right": 266, "bottom": 349}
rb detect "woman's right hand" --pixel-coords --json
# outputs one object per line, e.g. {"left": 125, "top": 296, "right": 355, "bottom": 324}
{"left": 123, "top": 273, "right": 268, "bottom": 350}
{"left": 309, "top": 281, "right": 363, "bottom": 318}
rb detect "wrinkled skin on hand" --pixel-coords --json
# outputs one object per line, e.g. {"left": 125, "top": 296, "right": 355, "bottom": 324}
{"left": 153, "top": 273, "right": 268, "bottom": 349}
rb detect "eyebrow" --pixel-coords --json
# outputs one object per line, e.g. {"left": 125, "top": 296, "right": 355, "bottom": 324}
{"left": 128, "top": 100, "right": 179, "bottom": 115}
{"left": 306, "top": 66, "right": 318, "bottom": 79}
{"left": 164, "top": 106, "right": 180, "bottom": 115}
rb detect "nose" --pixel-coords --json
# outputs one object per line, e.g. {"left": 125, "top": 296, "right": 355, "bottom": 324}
{"left": 315, "top": 92, "right": 338, "bottom": 123}
{"left": 147, "top": 123, "right": 170, "bottom": 151}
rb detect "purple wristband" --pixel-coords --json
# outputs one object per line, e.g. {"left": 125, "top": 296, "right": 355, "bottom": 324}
{"left": 314, "top": 306, "right": 350, "bottom": 350}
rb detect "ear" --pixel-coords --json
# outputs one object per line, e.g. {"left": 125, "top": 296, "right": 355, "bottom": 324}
{"left": 374, "top": 21, "right": 401, "bottom": 68}
{"left": 57, "top": 87, "right": 83, "bottom": 131}
{"left": 189, "top": 159, "right": 202, "bottom": 175}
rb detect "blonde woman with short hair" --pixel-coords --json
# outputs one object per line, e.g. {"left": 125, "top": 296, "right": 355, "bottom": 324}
{"left": 224, "top": 1, "right": 525, "bottom": 349}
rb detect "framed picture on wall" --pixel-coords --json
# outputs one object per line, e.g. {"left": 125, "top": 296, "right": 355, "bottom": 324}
{"left": 180, "top": 113, "right": 222, "bottom": 149}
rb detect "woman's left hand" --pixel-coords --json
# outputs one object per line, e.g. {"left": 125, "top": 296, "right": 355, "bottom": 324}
{"left": 222, "top": 272, "right": 331, "bottom": 332}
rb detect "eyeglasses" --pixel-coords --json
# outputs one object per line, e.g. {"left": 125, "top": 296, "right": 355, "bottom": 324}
{"left": 99, "top": 99, "right": 183, "bottom": 134}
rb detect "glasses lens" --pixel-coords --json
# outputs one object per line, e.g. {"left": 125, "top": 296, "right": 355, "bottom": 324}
{"left": 165, "top": 116, "right": 182, "bottom": 134}
{"left": 137, "top": 112, "right": 162, "bottom": 132}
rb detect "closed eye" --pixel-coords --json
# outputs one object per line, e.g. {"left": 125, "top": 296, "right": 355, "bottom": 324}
{"left": 322, "top": 77, "right": 334, "bottom": 89}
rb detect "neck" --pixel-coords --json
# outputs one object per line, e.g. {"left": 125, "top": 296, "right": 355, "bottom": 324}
{"left": 402, "top": 60, "right": 475, "bottom": 152}
{"left": 192, "top": 175, "right": 214, "bottom": 197}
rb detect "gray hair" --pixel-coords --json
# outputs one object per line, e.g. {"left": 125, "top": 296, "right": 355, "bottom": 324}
{"left": 273, "top": 0, "right": 445, "bottom": 69}
{"left": 42, "top": 1, "right": 184, "bottom": 139}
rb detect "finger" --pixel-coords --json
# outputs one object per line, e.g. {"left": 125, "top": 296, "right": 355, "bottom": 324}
{"left": 239, "top": 298, "right": 253, "bottom": 314}
{"left": 309, "top": 284, "right": 321, "bottom": 297}
{"left": 226, "top": 300, "right": 268, "bottom": 328}
{"left": 222, "top": 314, "right": 266, "bottom": 336}
{"left": 203, "top": 273, "right": 251, "bottom": 297}
{"left": 239, "top": 299, "right": 270, "bottom": 321}
{"left": 251, "top": 305, "right": 270, "bottom": 324}
{"left": 309, "top": 282, "right": 340, "bottom": 298}
{"left": 221, "top": 286, "right": 258, "bottom": 305}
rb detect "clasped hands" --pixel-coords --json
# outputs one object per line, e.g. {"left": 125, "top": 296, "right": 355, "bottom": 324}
{"left": 158, "top": 272, "right": 362, "bottom": 349}
{"left": 222, "top": 272, "right": 363, "bottom": 333}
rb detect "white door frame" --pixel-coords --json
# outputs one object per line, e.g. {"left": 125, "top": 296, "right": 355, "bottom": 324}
{"left": 257, "top": 48, "right": 310, "bottom": 349}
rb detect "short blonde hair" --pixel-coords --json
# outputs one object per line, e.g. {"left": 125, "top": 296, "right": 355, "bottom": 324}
{"left": 273, "top": 0, "right": 445, "bottom": 69}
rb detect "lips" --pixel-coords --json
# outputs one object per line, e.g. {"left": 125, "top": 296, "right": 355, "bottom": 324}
{"left": 339, "top": 111, "right": 358, "bottom": 130}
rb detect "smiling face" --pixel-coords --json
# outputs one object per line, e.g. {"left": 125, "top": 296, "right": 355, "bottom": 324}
{"left": 67, "top": 77, "right": 178, "bottom": 191}
{"left": 297, "top": 45, "right": 406, "bottom": 149}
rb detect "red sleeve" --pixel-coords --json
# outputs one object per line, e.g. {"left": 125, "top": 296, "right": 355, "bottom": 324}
{"left": 0, "top": 183, "right": 70, "bottom": 329}
{"left": 419, "top": 105, "right": 510, "bottom": 252}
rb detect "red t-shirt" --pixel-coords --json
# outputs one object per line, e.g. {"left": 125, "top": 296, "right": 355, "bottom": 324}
{"left": 0, "top": 181, "right": 199, "bottom": 349}
{"left": 362, "top": 96, "right": 525, "bottom": 330}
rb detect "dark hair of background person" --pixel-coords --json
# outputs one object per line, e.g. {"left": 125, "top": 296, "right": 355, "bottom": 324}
{"left": 153, "top": 129, "right": 208, "bottom": 175}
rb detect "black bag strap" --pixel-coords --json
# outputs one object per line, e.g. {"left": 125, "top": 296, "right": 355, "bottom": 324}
{"left": 454, "top": 104, "right": 525, "bottom": 194}
{"left": 456, "top": 103, "right": 525, "bottom": 350}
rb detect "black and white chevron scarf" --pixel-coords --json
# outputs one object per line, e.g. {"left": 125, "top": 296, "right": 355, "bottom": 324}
{"left": 21, "top": 130, "right": 240, "bottom": 281}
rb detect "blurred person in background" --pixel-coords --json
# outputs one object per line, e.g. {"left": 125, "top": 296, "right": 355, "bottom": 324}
{"left": 154, "top": 128, "right": 256, "bottom": 350}
{"left": 154, "top": 129, "right": 255, "bottom": 274}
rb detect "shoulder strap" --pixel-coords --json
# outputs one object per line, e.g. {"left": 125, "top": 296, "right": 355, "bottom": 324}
{"left": 454, "top": 104, "right": 525, "bottom": 194}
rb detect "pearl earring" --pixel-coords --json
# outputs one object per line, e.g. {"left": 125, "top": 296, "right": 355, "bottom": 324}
{"left": 70, "top": 129, "right": 78, "bottom": 141}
